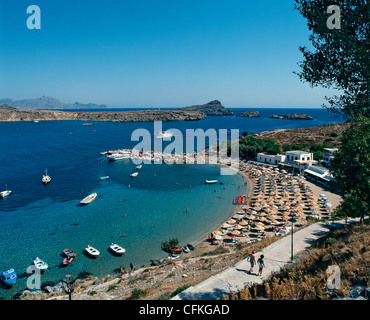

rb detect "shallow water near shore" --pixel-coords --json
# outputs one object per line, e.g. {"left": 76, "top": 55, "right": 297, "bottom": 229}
{"left": 0, "top": 108, "right": 341, "bottom": 299}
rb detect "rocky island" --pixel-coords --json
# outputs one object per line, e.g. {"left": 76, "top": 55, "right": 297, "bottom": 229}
{"left": 268, "top": 113, "right": 314, "bottom": 120}
{"left": 180, "top": 100, "right": 233, "bottom": 116}
{"left": 237, "top": 110, "right": 261, "bottom": 118}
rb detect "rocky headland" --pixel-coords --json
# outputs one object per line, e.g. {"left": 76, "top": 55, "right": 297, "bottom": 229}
{"left": 0, "top": 100, "right": 235, "bottom": 122}
{"left": 0, "top": 105, "right": 206, "bottom": 122}
{"left": 180, "top": 100, "right": 233, "bottom": 116}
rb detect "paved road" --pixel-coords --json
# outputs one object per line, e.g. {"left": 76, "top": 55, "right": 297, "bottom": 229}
{"left": 172, "top": 218, "right": 358, "bottom": 300}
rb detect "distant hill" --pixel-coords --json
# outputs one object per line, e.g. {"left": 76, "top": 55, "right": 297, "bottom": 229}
{"left": 0, "top": 96, "right": 109, "bottom": 110}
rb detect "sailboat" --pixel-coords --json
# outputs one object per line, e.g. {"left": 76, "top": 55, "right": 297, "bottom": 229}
{"left": 42, "top": 169, "right": 51, "bottom": 184}
{"left": 0, "top": 185, "right": 11, "bottom": 198}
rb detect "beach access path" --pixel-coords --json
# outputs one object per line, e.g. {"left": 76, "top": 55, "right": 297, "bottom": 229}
{"left": 172, "top": 217, "right": 359, "bottom": 300}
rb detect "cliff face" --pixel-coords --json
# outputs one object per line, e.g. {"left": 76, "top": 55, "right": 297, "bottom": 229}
{"left": 0, "top": 106, "right": 206, "bottom": 122}
{"left": 180, "top": 100, "right": 233, "bottom": 116}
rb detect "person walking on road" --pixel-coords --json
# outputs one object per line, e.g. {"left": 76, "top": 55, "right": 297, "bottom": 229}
{"left": 248, "top": 250, "right": 256, "bottom": 274}
{"left": 257, "top": 254, "right": 265, "bottom": 277}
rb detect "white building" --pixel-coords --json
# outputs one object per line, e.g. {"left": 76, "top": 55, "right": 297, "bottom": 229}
{"left": 256, "top": 153, "right": 286, "bottom": 165}
{"left": 322, "top": 148, "right": 338, "bottom": 166}
{"left": 285, "top": 150, "right": 314, "bottom": 162}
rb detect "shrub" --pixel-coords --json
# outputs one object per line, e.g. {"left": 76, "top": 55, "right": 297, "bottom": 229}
{"left": 131, "top": 288, "right": 148, "bottom": 300}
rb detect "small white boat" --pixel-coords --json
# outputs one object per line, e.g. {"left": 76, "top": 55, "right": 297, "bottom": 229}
{"left": 0, "top": 185, "right": 11, "bottom": 198}
{"left": 136, "top": 165, "right": 142, "bottom": 170}
{"left": 100, "top": 151, "right": 108, "bottom": 155}
{"left": 34, "top": 257, "right": 48, "bottom": 271}
{"left": 156, "top": 131, "right": 173, "bottom": 139}
{"left": 80, "top": 193, "right": 98, "bottom": 205}
{"left": 109, "top": 243, "right": 126, "bottom": 255}
{"left": 85, "top": 245, "right": 100, "bottom": 257}
{"left": 205, "top": 180, "right": 218, "bottom": 184}
{"left": 99, "top": 176, "right": 110, "bottom": 180}
{"left": 130, "top": 172, "right": 139, "bottom": 177}
{"left": 182, "top": 246, "right": 190, "bottom": 253}
{"left": 107, "top": 153, "right": 130, "bottom": 161}
{"left": 167, "top": 253, "right": 179, "bottom": 260}
{"left": 42, "top": 169, "right": 51, "bottom": 184}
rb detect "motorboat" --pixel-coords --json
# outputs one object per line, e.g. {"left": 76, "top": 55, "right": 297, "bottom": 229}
{"left": 0, "top": 268, "right": 17, "bottom": 286}
{"left": 205, "top": 180, "right": 218, "bottom": 184}
{"left": 63, "top": 248, "right": 76, "bottom": 258}
{"left": 109, "top": 243, "right": 126, "bottom": 255}
{"left": 107, "top": 153, "right": 130, "bottom": 161}
{"left": 156, "top": 131, "right": 173, "bottom": 139}
{"left": 182, "top": 245, "right": 190, "bottom": 253}
{"left": 0, "top": 184, "right": 11, "bottom": 198}
{"left": 34, "top": 257, "right": 49, "bottom": 272}
{"left": 100, "top": 151, "right": 108, "bottom": 155}
{"left": 136, "top": 165, "right": 142, "bottom": 170}
{"left": 80, "top": 193, "right": 98, "bottom": 205}
{"left": 99, "top": 176, "right": 110, "bottom": 180}
{"left": 186, "top": 244, "right": 195, "bottom": 251}
{"left": 85, "top": 245, "right": 100, "bottom": 257}
{"left": 42, "top": 169, "right": 51, "bottom": 184}
{"left": 130, "top": 172, "right": 139, "bottom": 177}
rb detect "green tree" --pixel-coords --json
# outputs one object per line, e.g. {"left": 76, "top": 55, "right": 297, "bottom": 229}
{"left": 294, "top": 0, "right": 369, "bottom": 119}
{"left": 296, "top": 0, "right": 369, "bottom": 221}
{"left": 330, "top": 117, "right": 370, "bottom": 221}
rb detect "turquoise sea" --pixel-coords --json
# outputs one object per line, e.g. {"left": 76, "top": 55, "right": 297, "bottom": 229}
{"left": 0, "top": 108, "right": 343, "bottom": 299}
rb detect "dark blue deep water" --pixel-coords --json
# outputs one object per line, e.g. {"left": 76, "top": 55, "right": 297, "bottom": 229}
{"left": 0, "top": 108, "right": 343, "bottom": 299}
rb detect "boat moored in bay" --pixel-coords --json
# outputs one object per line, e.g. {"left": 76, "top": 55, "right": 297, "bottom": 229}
{"left": 0, "top": 268, "right": 17, "bottom": 287}
{"left": 80, "top": 193, "right": 98, "bottom": 205}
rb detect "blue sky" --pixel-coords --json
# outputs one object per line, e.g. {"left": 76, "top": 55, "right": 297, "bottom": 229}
{"left": 0, "top": 0, "right": 337, "bottom": 108}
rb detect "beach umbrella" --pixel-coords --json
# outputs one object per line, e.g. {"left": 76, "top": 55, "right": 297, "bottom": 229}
{"left": 213, "top": 230, "right": 223, "bottom": 236}
{"left": 234, "top": 224, "right": 243, "bottom": 230}
{"left": 246, "top": 215, "right": 256, "bottom": 220}
{"left": 230, "top": 230, "right": 240, "bottom": 236}
{"left": 269, "top": 219, "right": 280, "bottom": 225}
{"left": 259, "top": 212, "right": 267, "bottom": 217}
{"left": 255, "top": 222, "right": 265, "bottom": 226}
{"left": 240, "top": 220, "right": 248, "bottom": 226}
{"left": 254, "top": 225, "right": 265, "bottom": 231}
{"left": 227, "top": 219, "right": 236, "bottom": 225}
{"left": 221, "top": 223, "right": 230, "bottom": 229}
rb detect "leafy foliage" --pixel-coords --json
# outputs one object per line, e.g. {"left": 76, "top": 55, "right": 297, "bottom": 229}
{"left": 161, "top": 237, "right": 180, "bottom": 253}
{"left": 238, "top": 136, "right": 281, "bottom": 159}
{"left": 330, "top": 116, "right": 370, "bottom": 220}
{"left": 294, "top": 0, "right": 369, "bottom": 119}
